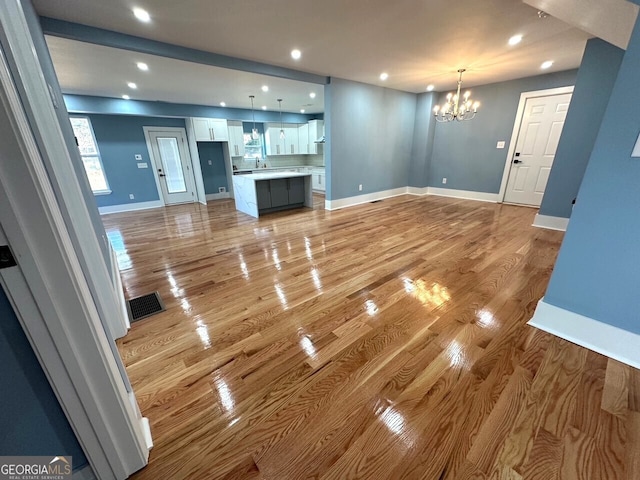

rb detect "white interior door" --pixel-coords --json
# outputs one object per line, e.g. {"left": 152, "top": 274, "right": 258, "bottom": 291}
{"left": 504, "top": 93, "right": 572, "bottom": 206}
{"left": 148, "top": 129, "right": 196, "bottom": 205}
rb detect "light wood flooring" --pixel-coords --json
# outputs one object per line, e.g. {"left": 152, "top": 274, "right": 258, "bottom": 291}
{"left": 106, "top": 194, "right": 640, "bottom": 479}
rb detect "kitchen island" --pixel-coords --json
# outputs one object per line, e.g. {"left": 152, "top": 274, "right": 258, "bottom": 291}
{"left": 232, "top": 172, "right": 313, "bottom": 218}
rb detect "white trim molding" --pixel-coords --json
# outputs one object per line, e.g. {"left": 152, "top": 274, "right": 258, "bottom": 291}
{"left": 407, "top": 186, "right": 429, "bottom": 196}
{"left": 498, "top": 85, "right": 575, "bottom": 203}
{"left": 206, "top": 192, "right": 231, "bottom": 201}
{"left": 325, "top": 187, "right": 408, "bottom": 210}
{"left": 426, "top": 187, "right": 499, "bottom": 203}
{"left": 98, "top": 200, "right": 163, "bottom": 215}
{"left": 529, "top": 298, "right": 640, "bottom": 370}
{"left": 532, "top": 213, "right": 570, "bottom": 231}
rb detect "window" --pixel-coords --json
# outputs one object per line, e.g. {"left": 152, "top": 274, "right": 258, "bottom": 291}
{"left": 69, "top": 116, "right": 110, "bottom": 194}
{"left": 243, "top": 132, "right": 265, "bottom": 162}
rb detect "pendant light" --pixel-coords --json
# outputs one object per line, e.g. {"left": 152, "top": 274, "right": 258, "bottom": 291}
{"left": 278, "top": 99, "right": 285, "bottom": 140}
{"left": 249, "top": 95, "right": 259, "bottom": 140}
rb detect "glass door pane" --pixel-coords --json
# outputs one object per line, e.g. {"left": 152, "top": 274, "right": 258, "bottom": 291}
{"left": 157, "top": 137, "right": 186, "bottom": 193}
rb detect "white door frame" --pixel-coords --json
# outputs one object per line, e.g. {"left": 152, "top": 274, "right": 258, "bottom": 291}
{"left": 498, "top": 86, "right": 574, "bottom": 203}
{"left": 143, "top": 126, "right": 206, "bottom": 206}
{"left": 0, "top": 1, "right": 150, "bottom": 478}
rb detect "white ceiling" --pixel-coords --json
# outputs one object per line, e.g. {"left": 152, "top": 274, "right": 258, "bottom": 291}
{"left": 35, "top": 0, "right": 594, "bottom": 101}
{"left": 45, "top": 36, "right": 325, "bottom": 114}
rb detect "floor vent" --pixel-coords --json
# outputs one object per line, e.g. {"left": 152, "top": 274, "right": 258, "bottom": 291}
{"left": 127, "top": 292, "right": 165, "bottom": 323}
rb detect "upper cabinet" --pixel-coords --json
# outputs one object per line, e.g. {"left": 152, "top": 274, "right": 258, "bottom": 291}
{"left": 191, "top": 118, "right": 229, "bottom": 142}
{"left": 308, "top": 120, "right": 324, "bottom": 155}
{"left": 298, "top": 123, "right": 310, "bottom": 155}
{"left": 227, "top": 121, "right": 245, "bottom": 157}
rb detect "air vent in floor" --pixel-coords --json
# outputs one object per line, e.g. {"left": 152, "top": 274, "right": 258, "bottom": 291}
{"left": 127, "top": 292, "right": 165, "bottom": 323}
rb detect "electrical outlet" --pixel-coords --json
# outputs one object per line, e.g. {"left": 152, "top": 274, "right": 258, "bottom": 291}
{"left": 442, "top": 178, "right": 447, "bottom": 184}
{"left": 134, "top": 154, "right": 142, "bottom": 160}
{"left": 129, "top": 194, "right": 135, "bottom": 200}
{"left": 208, "top": 160, "right": 212, "bottom": 165}
{"left": 358, "top": 184, "right": 363, "bottom": 191}
{"left": 496, "top": 141, "right": 506, "bottom": 149}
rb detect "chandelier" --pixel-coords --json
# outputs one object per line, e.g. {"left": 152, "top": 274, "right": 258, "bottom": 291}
{"left": 433, "top": 69, "right": 480, "bottom": 122}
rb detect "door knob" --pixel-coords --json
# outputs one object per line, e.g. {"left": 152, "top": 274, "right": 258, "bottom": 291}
{"left": 159, "top": 173, "right": 166, "bottom": 177}
{"left": 513, "top": 159, "right": 522, "bottom": 164}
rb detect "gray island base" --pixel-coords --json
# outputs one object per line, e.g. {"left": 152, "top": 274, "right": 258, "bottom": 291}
{"left": 232, "top": 172, "right": 313, "bottom": 218}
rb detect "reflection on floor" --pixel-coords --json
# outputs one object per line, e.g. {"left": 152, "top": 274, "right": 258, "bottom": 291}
{"left": 104, "top": 194, "right": 639, "bottom": 480}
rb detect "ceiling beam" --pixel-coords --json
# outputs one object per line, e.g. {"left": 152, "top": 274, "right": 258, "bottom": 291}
{"left": 522, "top": 0, "right": 638, "bottom": 49}
{"left": 40, "top": 17, "right": 330, "bottom": 86}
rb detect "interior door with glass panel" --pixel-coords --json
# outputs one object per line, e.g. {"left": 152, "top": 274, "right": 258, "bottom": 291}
{"left": 148, "top": 129, "right": 196, "bottom": 205}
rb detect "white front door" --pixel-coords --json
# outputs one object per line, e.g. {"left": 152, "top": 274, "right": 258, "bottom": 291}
{"left": 504, "top": 93, "right": 572, "bottom": 206}
{"left": 147, "top": 129, "right": 196, "bottom": 205}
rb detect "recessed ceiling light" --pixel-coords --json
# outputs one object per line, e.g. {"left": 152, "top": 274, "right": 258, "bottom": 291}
{"left": 380, "top": 72, "right": 389, "bottom": 81}
{"left": 133, "top": 7, "right": 150, "bottom": 23}
{"left": 291, "top": 49, "right": 302, "bottom": 60}
{"left": 309, "top": 92, "right": 316, "bottom": 99}
{"left": 541, "top": 60, "right": 554, "bottom": 69}
{"left": 426, "top": 85, "right": 435, "bottom": 91}
{"left": 300, "top": 109, "right": 305, "bottom": 113}
{"left": 508, "top": 34, "right": 523, "bottom": 46}
{"left": 262, "top": 105, "right": 267, "bottom": 110}
{"left": 127, "top": 82, "right": 137, "bottom": 89}
{"left": 261, "top": 85, "right": 269, "bottom": 92}
{"left": 122, "top": 95, "right": 130, "bottom": 100}
{"left": 220, "top": 101, "right": 226, "bottom": 107}
{"left": 136, "top": 62, "right": 149, "bottom": 71}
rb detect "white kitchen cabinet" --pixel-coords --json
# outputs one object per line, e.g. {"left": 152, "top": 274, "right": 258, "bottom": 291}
{"left": 308, "top": 120, "right": 324, "bottom": 154}
{"left": 265, "top": 123, "right": 299, "bottom": 155}
{"left": 284, "top": 125, "right": 299, "bottom": 155}
{"left": 311, "top": 168, "right": 325, "bottom": 192}
{"left": 298, "top": 123, "right": 309, "bottom": 154}
{"left": 191, "top": 118, "right": 229, "bottom": 142}
{"left": 265, "top": 123, "right": 284, "bottom": 155}
{"left": 227, "top": 120, "right": 245, "bottom": 157}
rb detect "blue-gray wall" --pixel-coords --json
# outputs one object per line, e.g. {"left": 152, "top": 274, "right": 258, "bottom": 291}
{"left": 538, "top": 39, "right": 624, "bottom": 218}
{"left": 196, "top": 142, "right": 229, "bottom": 194}
{"left": 84, "top": 114, "right": 186, "bottom": 207}
{"left": 64, "top": 95, "right": 317, "bottom": 124}
{"left": 409, "top": 93, "right": 438, "bottom": 188}
{"left": 544, "top": 17, "right": 640, "bottom": 335}
{"left": 326, "top": 78, "right": 417, "bottom": 200}
{"left": 429, "top": 70, "right": 578, "bottom": 193}
{"left": 0, "top": 288, "right": 87, "bottom": 467}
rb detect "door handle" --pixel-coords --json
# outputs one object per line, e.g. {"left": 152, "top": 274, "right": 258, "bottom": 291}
{"left": 513, "top": 159, "right": 522, "bottom": 164}
{"left": 159, "top": 173, "right": 166, "bottom": 177}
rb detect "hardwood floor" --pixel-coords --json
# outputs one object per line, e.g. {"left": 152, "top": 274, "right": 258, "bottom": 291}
{"left": 106, "top": 194, "right": 640, "bottom": 480}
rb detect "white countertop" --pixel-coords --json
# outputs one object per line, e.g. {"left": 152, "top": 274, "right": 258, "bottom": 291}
{"left": 234, "top": 166, "right": 325, "bottom": 173}
{"left": 238, "top": 171, "right": 312, "bottom": 181}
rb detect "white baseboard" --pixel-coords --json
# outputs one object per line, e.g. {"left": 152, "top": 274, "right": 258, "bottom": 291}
{"left": 206, "top": 192, "right": 231, "bottom": 201}
{"left": 529, "top": 298, "right": 640, "bottom": 370}
{"left": 407, "top": 186, "right": 429, "bottom": 196}
{"left": 325, "top": 187, "right": 408, "bottom": 210}
{"left": 142, "top": 417, "right": 153, "bottom": 450}
{"left": 98, "top": 200, "right": 163, "bottom": 215}
{"left": 426, "top": 187, "right": 500, "bottom": 203}
{"left": 532, "top": 213, "right": 570, "bottom": 231}
{"left": 73, "top": 464, "right": 96, "bottom": 480}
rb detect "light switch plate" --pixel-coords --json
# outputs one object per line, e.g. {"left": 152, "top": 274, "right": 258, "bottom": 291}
{"left": 632, "top": 132, "right": 640, "bottom": 157}
{"left": 496, "top": 141, "right": 506, "bottom": 149}
{"left": 137, "top": 163, "right": 148, "bottom": 169}
{"left": 135, "top": 154, "right": 142, "bottom": 160}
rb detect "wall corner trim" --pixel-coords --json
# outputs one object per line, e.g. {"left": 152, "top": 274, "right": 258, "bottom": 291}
{"left": 529, "top": 298, "right": 640, "bottom": 370}
{"left": 426, "top": 187, "right": 499, "bottom": 203}
{"left": 407, "top": 186, "right": 429, "bottom": 196}
{"left": 98, "top": 200, "right": 163, "bottom": 215}
{"left": 532, "top": 213, "right": 570, "bottom": 231}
